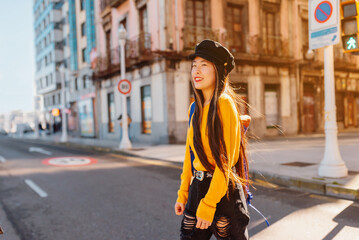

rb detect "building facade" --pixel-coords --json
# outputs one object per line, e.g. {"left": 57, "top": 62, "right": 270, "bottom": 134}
{"left": 65, "top": 0, "right": 98, "bottom": 138}
{"left": 33, "top": 0, "right": 65, "bottom": 133}
{"left": 91, "top": 0, "right": 359, "bottom": 145}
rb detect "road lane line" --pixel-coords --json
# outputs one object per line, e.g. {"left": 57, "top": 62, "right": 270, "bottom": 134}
{"left": 29, "top": 147, "right": 52, "bottom": 155}
{"left": 24, "top": 179, "right": 48, "bottom": 198}
{"left": 0, "top": 156, "right": 6, "bottom": 163}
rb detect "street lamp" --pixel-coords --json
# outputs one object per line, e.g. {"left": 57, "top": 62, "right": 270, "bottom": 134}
{"left": 58, "top": 64, "right": 68, "bottom": 143}
{"left": 118, "top": 24, "right": 132, "bottom": 150}
{"left": 318, "top": 45, "right": 348, "bottom": 178}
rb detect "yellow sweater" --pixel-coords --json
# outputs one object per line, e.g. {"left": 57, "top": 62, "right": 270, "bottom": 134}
{"left": 176, "top": 93, "right": 241, "bottom": 222}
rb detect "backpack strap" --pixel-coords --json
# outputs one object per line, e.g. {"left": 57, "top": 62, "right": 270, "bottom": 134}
{"left": 188, "top": 102, "right": 196, "bottom": 176}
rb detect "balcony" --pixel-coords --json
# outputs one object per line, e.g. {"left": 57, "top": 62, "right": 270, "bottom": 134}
{"left": 100, "top": 0, "right": 127, "bottom": 12}
{"left": 182, "top": 26, "right": 218, "bottom": 50}
{"left": 94, "top": 33, "right": 152, "bottom": 79}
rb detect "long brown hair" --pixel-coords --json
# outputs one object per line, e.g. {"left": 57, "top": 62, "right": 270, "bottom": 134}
{"left": 190, "top": 62, "right": 250, "bottom": 193}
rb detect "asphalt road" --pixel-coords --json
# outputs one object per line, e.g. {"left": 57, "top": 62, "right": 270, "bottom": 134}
{"left": 0, "top": 136, "right": 358, "bottom": 240}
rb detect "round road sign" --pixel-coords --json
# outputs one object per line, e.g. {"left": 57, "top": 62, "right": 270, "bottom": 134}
{"left": 118, "top": 79, "right": 131, "bottom": 95}
{"left": 42, "top": 156, "right": 97, "bottom": 167}
{"left": 315, "top": 1, "right": 333, "bottom": 23}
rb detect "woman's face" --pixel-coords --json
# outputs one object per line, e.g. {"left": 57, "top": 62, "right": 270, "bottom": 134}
{"left": 191, "top": 57, "right": 216, "bottom": 91}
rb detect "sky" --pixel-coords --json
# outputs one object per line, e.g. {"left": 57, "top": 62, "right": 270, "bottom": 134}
{"left": 0, "top": 0, "right": 35, "bottom": 114}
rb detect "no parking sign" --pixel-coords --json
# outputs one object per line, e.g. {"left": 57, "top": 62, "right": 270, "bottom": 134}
{"left": 309, "top": 0, "right": 340, "bottom": 49}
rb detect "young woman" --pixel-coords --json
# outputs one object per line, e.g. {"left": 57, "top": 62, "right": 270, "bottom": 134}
{"left": 174, "top": 40, "right": 250, "bottom": 240}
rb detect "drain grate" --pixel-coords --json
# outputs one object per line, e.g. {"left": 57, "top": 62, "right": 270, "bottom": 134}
{"left": 280, "top": 161, "right": 316, "bottom": 167}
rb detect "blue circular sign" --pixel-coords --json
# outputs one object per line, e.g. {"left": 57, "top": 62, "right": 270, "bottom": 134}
{"left": 315, "top": 1, "right": 333, "bottom": 23}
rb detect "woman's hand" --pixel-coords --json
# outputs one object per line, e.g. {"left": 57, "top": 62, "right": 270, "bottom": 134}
{"left": 196, "top": 216, "right": 212, "bottom": 229}
{"left": 174, "top": 202, "right": 185, "bottom": 215}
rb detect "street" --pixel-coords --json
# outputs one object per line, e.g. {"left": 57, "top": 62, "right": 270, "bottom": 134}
{"left": 0, "top": 135, "right": 358, "bottom": 240}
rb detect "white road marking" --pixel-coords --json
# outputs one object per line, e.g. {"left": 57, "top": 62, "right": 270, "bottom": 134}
{"left": 0, "top": 156, "right": 6, "bottom": 163}
{"left": 24, "top": 179, "right": 48, "bottom": 198}
{"left": 29, "top": 147, "right": 52, "bottom": 155}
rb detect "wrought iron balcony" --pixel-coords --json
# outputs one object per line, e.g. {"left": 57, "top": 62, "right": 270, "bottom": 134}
{"left": 126, "top": 32, "right": 152, "bottom": 59}
{"left": 94, "top": 33, "right": 152, "bottom": 78}
{"left": 182, "top": 26, "right": 218, "bottom": 50}
{"left": 100, "top": 0, "right": 126, "bottom": 12}
{"left": 259, "top": 35, "right": 284, "bottom": 57}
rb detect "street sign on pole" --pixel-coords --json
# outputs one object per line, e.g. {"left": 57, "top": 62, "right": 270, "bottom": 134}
{"left": 309, "top": 0, "right": 348, "bottom": 178}
{"left": 118, "top": 79, "right": 131, "bottom": 95}
{"left": 309, "top": 0, "right": 340, "bottom": 49}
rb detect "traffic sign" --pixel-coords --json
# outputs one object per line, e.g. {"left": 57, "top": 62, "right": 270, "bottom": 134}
{"left": 315, "top": 1, "right": 332, "bottom": 23}
{"left": 309, "top": 0, "right": 340, "bottom": 49}
{"left": 118, "top": 79, "right": 131, "bottom": 95}
{"left": 42, "top": 156, "right": 97, "bottom": 167}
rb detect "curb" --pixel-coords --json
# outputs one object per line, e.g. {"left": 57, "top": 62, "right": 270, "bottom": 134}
{"left": 18, "top": 137, "right": 359, "bottom": 201}
{"left": 251, "top": 170, "right": 359, "bottom": 201}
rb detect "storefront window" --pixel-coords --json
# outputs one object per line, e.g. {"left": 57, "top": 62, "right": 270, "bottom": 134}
{"left": 108, "top": 93, "right": 115, "bottom": 133}
{"left": 141, "top": 85, "right": 152, "bottom": 134}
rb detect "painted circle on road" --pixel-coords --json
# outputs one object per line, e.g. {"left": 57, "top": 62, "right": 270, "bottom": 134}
{"left": 42, "top": 156, "right": 97, "bottom": 167}
{"left": 314, "top": 1, "right": 333, "bottom": 23}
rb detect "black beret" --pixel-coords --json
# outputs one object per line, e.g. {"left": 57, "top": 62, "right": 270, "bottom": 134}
{"left": 189, "top": 39, "right": 235, "bottom": 78}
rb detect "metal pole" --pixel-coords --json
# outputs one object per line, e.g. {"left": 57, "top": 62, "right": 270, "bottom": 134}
{"left": 119, "top": 38, "right": 132, "bottom": 150}
{"left": 60, "top": 65, "right": 68, "bottom": 143}
{"left": 318, "top": 45, "right": 348, "bottom": 178}
{"left": 34, "top": 96, "right": 40, "bottom": 139}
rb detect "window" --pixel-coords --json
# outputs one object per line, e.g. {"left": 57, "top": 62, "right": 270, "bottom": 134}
{"left": 81, "top": 22, "right": 86, "bottom": 36}
{"left": 139, "top": 5, "right": 149, "bottom": 33}
{"left": 227, "top": 4, "right": 245, "bottom": 53}
{"left": 52, "top": 95, "right": 56, "bottom": 105}
{"left": 187, "top": 0, "right": 206, "bottom": 27}
{"left": 58, "top": 93, "right": 61, "bottom": 105}
{"left": 49, "top": 73, "right": 52, "bottom": 84}
{"left": 105, "top": 31, "right": 111, "bottom": 65}
{"left": 75, "top": 78, "right": 79, "bottom": 91}
{"left": 80, "top": 0, "right": 85, "bottom": 11}
{"left": 45, "top": 56, "right": 48, "bottom": 66}
{"left": 262, "top": 4, "right": 280, "bottom": 55}
{"left": 107, "top": 93, "right": 115, "bottom": 133}
{"left": 185, "top": 0, "right": 210, "bottom": 46}
{"left": 120, "top": 18, "right": 127, "bottom": 30}
{"left": 264, "top": 84, "right": 280, "bottom": 127}
{"left": 83, "top": 76, "right": 87, "bottom": 89}
{"left": 302, "top": 18, "right": 309, "bottom": 50}
{"left": 46, "top": 76, "right": 49, "bottom": 86}
{"left": 141, "top": 85, "right": 152, "bottom": 134}
{"left": 82, "top": 47, "right": 86, "bottom": 62}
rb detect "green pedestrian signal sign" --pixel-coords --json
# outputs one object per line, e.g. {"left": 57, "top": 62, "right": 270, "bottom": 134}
{"left": 347, "top": 37, "right": 357, "bottom": 50}
{"left": 342, "top": 34, "right": 359, "bottom": 52}
{"left": 340, "top": 1, "right": 359, "bottom": 53}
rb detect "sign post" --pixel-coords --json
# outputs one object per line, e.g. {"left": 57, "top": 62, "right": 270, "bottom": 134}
{"left": 309, "top": 0, "right": 348, "bottom": 178}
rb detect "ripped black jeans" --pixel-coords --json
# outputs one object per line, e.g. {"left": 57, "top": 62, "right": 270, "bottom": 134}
{"left": 180, "top": 174, "right": 250, "bottom": 240}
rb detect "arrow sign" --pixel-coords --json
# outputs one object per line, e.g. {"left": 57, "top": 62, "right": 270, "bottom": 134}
{"left": 29, "top": 147, "right": 52, "bottom": 156}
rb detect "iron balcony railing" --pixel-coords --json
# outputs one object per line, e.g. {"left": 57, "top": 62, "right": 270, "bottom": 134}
{"left": 100, "top": 0, "right": 126, "bottom": 12}
{"left": 182, "top": 26, "right": 218, "bottom": 50}
{"left": 95, "top": 33, "right": 152, "bottom": 76}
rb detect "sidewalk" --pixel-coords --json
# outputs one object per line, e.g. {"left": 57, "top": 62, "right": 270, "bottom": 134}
{"left": 19, "top": 131, "right": 359, "bottom": 201}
